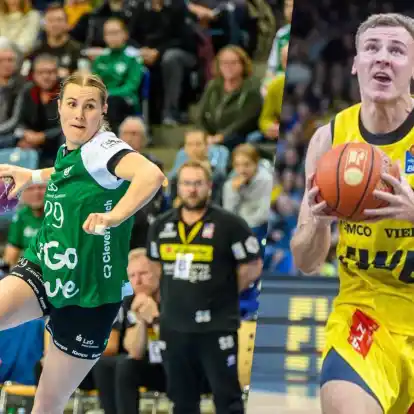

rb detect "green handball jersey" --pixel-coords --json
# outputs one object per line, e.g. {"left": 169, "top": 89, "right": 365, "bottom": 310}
{"left": 24, "top": 131, "right": 135, "bottom": 309}
{"left": 8, "top": 206, "right": 43, "bottom": 249}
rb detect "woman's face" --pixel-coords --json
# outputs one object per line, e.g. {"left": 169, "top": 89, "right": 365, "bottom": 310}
{"left": 233, "top": 154, "right": 257, "bottom": 180}
{"left": 58, "top": 83, "right": 107, "bottom": 149}
{"left": 218, "top": 50, "right": 244, "bottom": 81}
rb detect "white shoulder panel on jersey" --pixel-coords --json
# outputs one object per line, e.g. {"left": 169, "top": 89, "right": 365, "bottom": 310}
{"left": 124, "top": 46, "right": 139, "bottom": 57}
{"left": 81, "top": 131, "right": 134, "bottom": 189}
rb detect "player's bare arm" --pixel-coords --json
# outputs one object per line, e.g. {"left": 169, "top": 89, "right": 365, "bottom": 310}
{"left": 82, "top": 152, "right": 165, "bottom": 235}
{"left": 0, "top": 165, "right": 55, "bottom": 199}
{"left": 237, "top": 258, "right": 263, "bottom": 292}
{"left": 290, "top": 123, "right": 335, "bottom": 274}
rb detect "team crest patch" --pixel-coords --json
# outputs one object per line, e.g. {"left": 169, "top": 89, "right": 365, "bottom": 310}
{"left": 202, "top": 223, "right": 215, "bottom": 238}
{"left": 405, "top": 145, "right": 414, "bottom": 174}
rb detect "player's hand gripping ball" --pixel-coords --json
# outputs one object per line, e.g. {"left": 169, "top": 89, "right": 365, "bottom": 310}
{"left": 313, "top": 143, "right": 400, "bottom": 222}
{"left": 0, "top": 177, "right": 19, "bottom": 215}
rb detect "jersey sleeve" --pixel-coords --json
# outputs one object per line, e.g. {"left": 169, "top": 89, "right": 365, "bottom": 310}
{"left": 7, "top": 211, "right": 23, "bottom": 248}
{"left": 228, "top": 214, "right": 261, "bottom": 264}
{"left": 81, "top": 132, "right": 135, "bottom": 189}
{"left": 146, "top": 219, "right": 161, "bottom": 262}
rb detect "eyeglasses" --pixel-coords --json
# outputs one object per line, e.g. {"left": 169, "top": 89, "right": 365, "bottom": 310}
{"left": 178, "top": 180, "right": 206, "bottom": 188}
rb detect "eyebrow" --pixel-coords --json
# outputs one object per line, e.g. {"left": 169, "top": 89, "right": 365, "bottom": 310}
{"left": 364, "top": 38, "right": 408, "bottom": 48}
{"left": 66, "top": 97, "right": 98, "bottom": 102}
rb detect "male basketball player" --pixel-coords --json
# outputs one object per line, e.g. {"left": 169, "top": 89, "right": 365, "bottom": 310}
{"left": 290, "top": 13, "right": 414, "bottom": 414}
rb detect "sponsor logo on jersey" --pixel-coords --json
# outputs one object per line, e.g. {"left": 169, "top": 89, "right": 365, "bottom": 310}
{"left": 72, "top": 349, "right": 88, "bottom": 359}
{"left": 101, "top": 138, "right": 122, "bottom": 150}
{"left": 405, "top": 145, "right": 414, "bottom": 174}
{"left": 42, "top": 241, "right": 78, "bottom": 271}
{"left": 245, "top": 236, "right": 260, "bottom": 254}
{"left": 159, "top": 222, "right": 177, "bottom": 238}
{"left": 63, "top": 166, "right": 74, "bottom": 177}
{"left": 48, "top": 182, "right": 58, "bottom": 192}
{"left": 76, "top": 334, "right": 98, "bottom": 349}
{"left": 23, "top": 226, "right": 39, "bottom": 239}
{"left": 103, "top": 200, "right": 113, "bottom": 279}
{"left": 44, "top": 278, "right": 79, "bottom": 299}
{"left": 202, "top": 223, "right": 215, "bottom": 239}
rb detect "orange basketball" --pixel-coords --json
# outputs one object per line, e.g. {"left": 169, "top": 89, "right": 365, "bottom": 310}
{"left": 313, "top": 143, "right": 400, "bottom": 222}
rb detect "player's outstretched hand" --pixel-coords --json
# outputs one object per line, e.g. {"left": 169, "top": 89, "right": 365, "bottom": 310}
{"left": 131, "top": 293, "right": 159, "bottom": 324}
{"left": 0, "top": 164, "right": 33, "bottom": 199}
{"left": 364, "top": 166, "right": 414, "bottom": 222}
{"left": 307, "top": 174, "right": 337, "bottom": 224}
{"left": 82, "top": 212, "right": 120, "bottom": 236}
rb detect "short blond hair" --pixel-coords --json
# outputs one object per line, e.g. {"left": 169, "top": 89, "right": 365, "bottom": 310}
{"left": 356, "top": 13, "right": 414, "bottom": 49}
{"left": 128, "top": 248, "right": 147, "bottom": 262}
{"left": 177, "top": 160, "right": 212, "bottom": 183}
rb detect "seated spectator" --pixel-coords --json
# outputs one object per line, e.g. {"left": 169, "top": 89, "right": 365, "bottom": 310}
{"left": 119, "top": 117, "right": 166, "bottom": 249}
{"left": 71, "top": 0, "right": 127, "bottom": 50}
{"left": 29, "top": 3, "right": 82, "bottom": 79}
{"left": 169, "top": 129, "right": 226, "bottom": 206}
{"left": 0, "top": 39, "right": 29, "bottom": 148}
{"left": 127, "top": 0, "right": 198, "bottom": 125}
{"left": 92, "top": 18, "right": 144, "bottom": 132}
{"left": 258, "top": 44, "right": 288, "bottom": 141}
{"left": 3, "top": 184, "right": 46, "bottom": 267}
{"left": 188, "top": 0, "right": 252, "bottom": 52}
{"left": 196, "top": 45, "right": 262, "bottom": 151}
{"left": 222, "top": 143, "right": 272, "bottom": 239}
{"left": 16, "top": 54, "right": 62, "bottom": 167}
{"left": 169, "top": 128, "right": 230, "bottom": 178}
{"left": 93, "top": 248, "right": 166, "bottom": 414}
{"left": 261, "top": 0, "right": 291, "bottom": 95}
{"left": 0, "top": 0, "right": 41, "bottom": 55}
{"left": 64, "top": 0, "right": 92, "bottom": 29}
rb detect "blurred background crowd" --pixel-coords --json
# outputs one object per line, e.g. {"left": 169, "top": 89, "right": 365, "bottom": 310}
{"left": 0, "top": 0, "right": 289, "bottom": 411}
{"left": 264, "top": 0, "right": 414, "bottom": 278}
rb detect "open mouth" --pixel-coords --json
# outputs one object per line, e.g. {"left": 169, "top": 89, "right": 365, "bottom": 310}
{"left": 373, "top": 73, "right": 392, "bottom": 84}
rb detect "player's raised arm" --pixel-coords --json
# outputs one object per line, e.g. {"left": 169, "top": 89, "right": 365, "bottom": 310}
{"left": 290, "top": 123, "right": 335, "bottom": 274}
{"left": 83, "top": 152, "right": 165, "bottom": 235}
{"left": 0, "top": 165, "right": 55, "bottom": 199}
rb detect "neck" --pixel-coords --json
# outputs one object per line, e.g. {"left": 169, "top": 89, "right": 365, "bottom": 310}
{"left": 223, "top": 77, "right": 242, "bottom": 92}
{"left": 32, "top": 208, "right": 43, "bottom": 217}
{"left": 47, "top": 34, "right": 69, "bottom": 48}
{"left": 181, "top": 207, "right": 207, "bottom": 225}
{"left": 360, "top": 96, "right": 414, "bottom": 134}
{"left": 0, "top": 76, "right": 9, "bottom": 86}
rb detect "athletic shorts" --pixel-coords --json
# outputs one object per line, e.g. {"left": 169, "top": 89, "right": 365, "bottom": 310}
{"left": 9, "top": 258, "right": 121, "bottom": 360}
{"left": 320, "top": 304, "right": 414, "bottom": 414}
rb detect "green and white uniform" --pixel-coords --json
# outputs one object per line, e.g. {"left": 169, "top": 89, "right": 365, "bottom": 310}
{"left": 8, "top": 206, "right": 43, "bottom": 250}
{"left": 267, "top": 23, "right": 290, "bottom": 75}
{"left": 24, "top": 131, "right": 135, "bottom": 309}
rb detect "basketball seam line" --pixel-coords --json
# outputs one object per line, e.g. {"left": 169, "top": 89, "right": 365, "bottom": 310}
{"left": 348, "top": 145, "right": 375, "bottom": 220}
{"left": 334, "top": 143, "right": 348, "bottom": 211}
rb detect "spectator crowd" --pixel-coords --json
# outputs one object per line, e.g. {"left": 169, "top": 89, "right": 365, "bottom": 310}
{"left": 0, "top": 0, "right": 287, "bottom": 411}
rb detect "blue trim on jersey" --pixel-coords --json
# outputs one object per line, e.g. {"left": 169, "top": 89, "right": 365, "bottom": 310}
{"left": 320, "top": 348, "right": 383, "bottom": 410}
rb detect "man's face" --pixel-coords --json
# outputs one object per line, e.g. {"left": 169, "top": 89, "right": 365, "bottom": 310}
{"left": 127, "top": 255, "right": 157, "bottom": 295}
{"left": 120, "top": 120, "right": 145, "bottom": 151}
{"left": 33, "top": 60, "right": 58, "bottom": 91}
{"left": 353, "top": 26, "right": 414, "bottom": 103}
{"left": 177, "top": 166, "right": 211, "bottom": 211}
{"left": 45, "top": 9, "right": 68, "bottom": 38}
{"left": 0, "top": 48, "right": 16, "bottom": 79}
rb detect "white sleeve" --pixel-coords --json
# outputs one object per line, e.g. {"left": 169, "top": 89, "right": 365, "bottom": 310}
{"left": 81, "top": 131, "right": 134, "bottom": 189}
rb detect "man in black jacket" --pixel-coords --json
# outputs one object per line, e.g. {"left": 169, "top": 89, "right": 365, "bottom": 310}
{"left": 128, "top": 0, "right": 198, "bottom": 125}
{"left": 16, "top": 54, "right": 63, "bottom": 168}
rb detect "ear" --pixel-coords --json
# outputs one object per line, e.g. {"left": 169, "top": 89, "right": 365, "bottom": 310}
{"left": 351, "top": 56, "right": 357, "bottom": 75}
{"left": 103, "top": 103, "right": 108, "bottom": 115}
{"left": 57, "top": 99, "right": 61, "bottom": 116}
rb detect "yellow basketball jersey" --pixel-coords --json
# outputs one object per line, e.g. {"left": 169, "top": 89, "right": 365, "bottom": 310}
{"left": 331, "top": 103, "right": 414, "bottom": 335}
